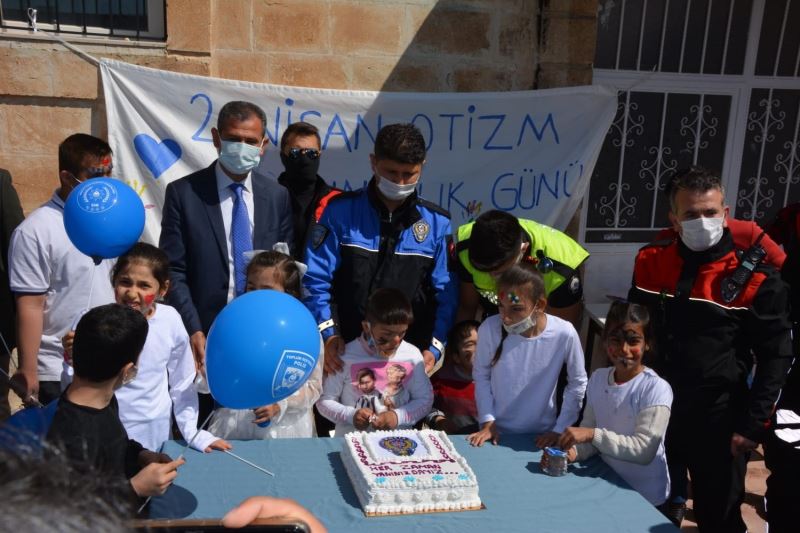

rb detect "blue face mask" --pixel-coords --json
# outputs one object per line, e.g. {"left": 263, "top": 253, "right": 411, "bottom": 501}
{"left": 219, "top": 140, "right": 263, "bottom": 175}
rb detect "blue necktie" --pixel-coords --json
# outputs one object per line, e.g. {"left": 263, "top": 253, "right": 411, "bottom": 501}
{"left": 229, "top": 182, "right": 252, "bottom": 296}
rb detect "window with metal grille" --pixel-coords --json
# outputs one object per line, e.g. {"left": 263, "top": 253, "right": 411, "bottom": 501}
{"left": 585, "top": 0, "right": 800, "bottom": 244}
{"left": 0, "top": 0, "right": 165, "bottom": 40}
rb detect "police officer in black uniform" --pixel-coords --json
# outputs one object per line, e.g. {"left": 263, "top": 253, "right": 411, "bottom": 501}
{"left": 629, "top": 167, "right": 793, "bottom": 532}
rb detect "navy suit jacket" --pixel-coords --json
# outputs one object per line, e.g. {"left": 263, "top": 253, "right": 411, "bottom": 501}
{"left": 160, "top": 162, "right": 294, "bottom": 335}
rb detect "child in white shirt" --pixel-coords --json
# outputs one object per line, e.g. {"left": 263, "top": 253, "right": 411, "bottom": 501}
{"left": 553, "top": 300, "right": 673, "bottom": 509}
{"left": 469, "top": 263, "right": 587, "bottom": 448}
{"left": 317, "top": 288, "right": 433, "bottom": 436}
{"left": 65, "top": 243, "right": 230, "bottom": 453}
{"left": 209, "top": 249, "right": 323, "bottom": 439}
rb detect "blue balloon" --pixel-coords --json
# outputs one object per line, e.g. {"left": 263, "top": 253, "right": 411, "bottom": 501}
{"left": 64, "top": 178, "right": 145, "bottom": 262}
{"left": 206, "top": 290, "right": 320, "bottom": 409}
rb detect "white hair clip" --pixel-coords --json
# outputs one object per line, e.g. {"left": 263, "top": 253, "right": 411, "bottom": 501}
{"left": 242, "top": 244, "right": 309, "bottom": 292}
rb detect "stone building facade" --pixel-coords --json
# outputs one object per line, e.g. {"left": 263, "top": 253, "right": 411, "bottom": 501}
{"left": 0, "top": 0, "right": 598, "bottom": 212}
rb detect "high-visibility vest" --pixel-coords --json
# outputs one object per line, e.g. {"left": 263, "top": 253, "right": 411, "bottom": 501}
{"left": 455, "top": 218, "right": 589, "bottom": 302}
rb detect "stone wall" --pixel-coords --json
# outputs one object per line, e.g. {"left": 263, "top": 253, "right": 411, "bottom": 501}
{"left": 0, "top": 0, "right": 598, "bottom": 213}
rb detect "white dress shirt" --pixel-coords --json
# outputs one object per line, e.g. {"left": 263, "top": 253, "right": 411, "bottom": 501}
{"left": 215, "top": 162, "right": 255, "bottom": 302}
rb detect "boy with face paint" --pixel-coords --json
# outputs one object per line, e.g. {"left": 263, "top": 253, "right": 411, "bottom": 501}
{"left": 629, "top": 167, "right": 793, "bottom": 531}
{"left": 316, "top": 288, "right": 433, "bottom": 436}
{"left": 276, "top": 122, "right": 341, "bottom": 260}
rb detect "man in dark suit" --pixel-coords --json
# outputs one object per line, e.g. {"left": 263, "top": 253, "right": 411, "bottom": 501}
{"left": 160, "top": 101, "right": 293, "bottom": 378}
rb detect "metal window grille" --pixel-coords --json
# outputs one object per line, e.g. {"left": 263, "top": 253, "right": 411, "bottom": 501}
{"left": 586, "top": 0, "right": 800, "bottom": 245}
{"left": 0, "top": 0, "right": 165, "bottom": 41}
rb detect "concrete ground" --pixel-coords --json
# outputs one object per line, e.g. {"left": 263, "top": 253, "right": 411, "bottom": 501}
{"left": 681, "top": 448, "right": 768, "bottom": 532}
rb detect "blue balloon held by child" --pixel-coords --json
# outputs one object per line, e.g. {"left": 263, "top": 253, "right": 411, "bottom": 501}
{"left": 206, "top": 290, "right": 319, "bottom": 410}
{"left": 63, "top": 178, "right": 145, "bottom": 263}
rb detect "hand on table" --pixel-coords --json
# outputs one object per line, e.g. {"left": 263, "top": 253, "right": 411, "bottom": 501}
{"left": 323, "top": 336, "right": 345, "bottom": 375}
{"left": 371, "top": 410, "right": 398, "bottom": 430}
{"left": 221, "top": 496, "right": 327, "bottom": 533}
{"left": 556, "top": 427, "right": 595, "bottom": 450}
{"left": 535, "top": 431, "right": 561, "bottom": 449}
{"left": 205, "top": 439, "right": 232, "bottom": 453}
{"left": 468, "top": 421, "right": 499, "bottom": 447}
{"left": 253, "top": 404, "right": 281, "bottom": 425}
{"left": 130, "top": 458, "right": 185, "bottom": 497}
{"left": 353, "top": 408, "right": 374, "bottom": 430}
{"left": 730, "top": 432, "right": 757, "bottom": 456}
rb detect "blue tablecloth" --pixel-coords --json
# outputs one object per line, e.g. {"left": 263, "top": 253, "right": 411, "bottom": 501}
{"left": 150, "top": 434, "right": 677, "bottom": 532}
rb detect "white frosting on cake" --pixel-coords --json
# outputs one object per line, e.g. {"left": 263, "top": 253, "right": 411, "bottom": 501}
{"left": 341, "top": 429, "right": 482, "bottom": 515}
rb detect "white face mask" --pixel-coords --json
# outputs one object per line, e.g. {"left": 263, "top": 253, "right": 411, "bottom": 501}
{"left": 376, "top": 174, "right": 418, "bottom": 201}
{"left": 219, "top": 140, "right": 262, "bottom": 175}
{"left": 503, "top": 308, "right": 539, "bottom": 336}
{"left": 680, "top": 216, "right": 724, "bottom": 252}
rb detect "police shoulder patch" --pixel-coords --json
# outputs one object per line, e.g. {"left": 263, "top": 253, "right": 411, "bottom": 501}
{"left": 310, "top": 223, "right": 329, "bottom": 249}
{"left": 412, "top": 220, "right": 430, "bottom": 243}
{"left": 568, "top": 274, "right": 582, "bottom": 294}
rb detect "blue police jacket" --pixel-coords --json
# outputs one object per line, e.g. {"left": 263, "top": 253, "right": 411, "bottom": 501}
{"left": 303, "top": 178, "right": 457, "bottom": 361}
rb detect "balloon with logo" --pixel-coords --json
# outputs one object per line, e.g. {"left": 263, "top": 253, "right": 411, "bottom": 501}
{"left": 64, "top": 178, "right": 145, "bottom": 263}
{"left": 205, "top": 290, "right": 320, "bottom": 409}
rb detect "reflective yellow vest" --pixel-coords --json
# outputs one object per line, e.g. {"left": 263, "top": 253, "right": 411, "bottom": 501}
{"left": 455, "top": 219, "right": 589, "bottom": 303}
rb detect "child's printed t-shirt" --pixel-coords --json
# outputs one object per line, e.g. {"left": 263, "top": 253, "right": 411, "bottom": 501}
{"left": 317, "top": 338, "right": 433, "bottom": 436}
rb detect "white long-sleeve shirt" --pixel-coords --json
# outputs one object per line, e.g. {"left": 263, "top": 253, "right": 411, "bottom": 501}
{"left": 209, "top": 336, "right": 324, "bottom": 439}
{"left": 473, "top": 314, "right": 587, "bottom": 435}
{"left": 317, "top": 338, "right": 433, "bottom": 436}
{"left": 115, "top": 304, "right": 217, "bottom": 452}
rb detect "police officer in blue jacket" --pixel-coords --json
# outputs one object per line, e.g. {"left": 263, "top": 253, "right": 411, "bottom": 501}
{"left": 304, "top": 123, "right": 457, "bottom": 376}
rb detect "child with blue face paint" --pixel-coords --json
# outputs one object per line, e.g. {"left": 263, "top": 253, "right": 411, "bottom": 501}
{"left": 469, "top": 263, "right": 587, "bottom": 448}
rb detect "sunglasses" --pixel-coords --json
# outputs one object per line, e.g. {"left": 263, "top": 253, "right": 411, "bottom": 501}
{"left": 287, "top": 147, "right": 320, "bottom": 160}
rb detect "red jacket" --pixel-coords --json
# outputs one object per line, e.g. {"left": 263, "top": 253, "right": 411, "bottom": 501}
{"left": 629, "top": 228, "right": 793, "bottom": 441}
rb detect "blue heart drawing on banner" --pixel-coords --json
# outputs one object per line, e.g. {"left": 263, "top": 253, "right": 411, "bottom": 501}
{"left": 134, "top": 134, "right": 181, "bottom": 179}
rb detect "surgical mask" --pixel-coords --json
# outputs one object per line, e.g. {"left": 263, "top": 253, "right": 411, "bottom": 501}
{"left": 503, "top": 308, "right": 539, "bottom": 336}
{"left": 219, "top": 140, "right": 263, "bottom": 175}
{"left": 376, "top": 174, "right": 418, "bottom": 201}
{"left": 680, "top": 216, "right": 724, "bottom": 252}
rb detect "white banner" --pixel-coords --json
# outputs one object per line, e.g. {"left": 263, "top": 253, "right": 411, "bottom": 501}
{"left": 100, "top": 59, "right": 617, "bottom": 243}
